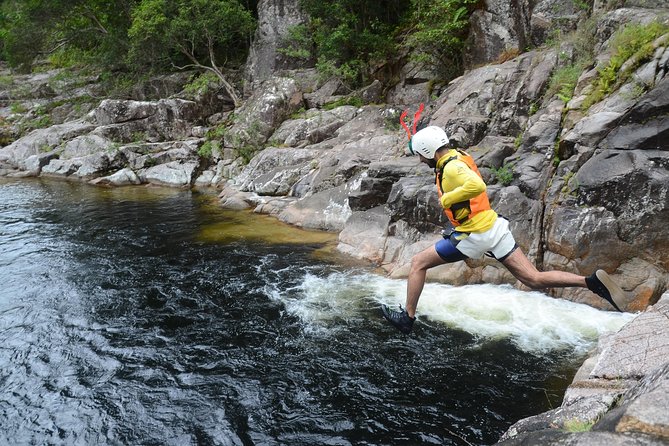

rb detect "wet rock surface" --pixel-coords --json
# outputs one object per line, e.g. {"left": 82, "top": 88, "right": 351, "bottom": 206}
{"left": 497, "top": 293, "right": 669, "bottom": 445}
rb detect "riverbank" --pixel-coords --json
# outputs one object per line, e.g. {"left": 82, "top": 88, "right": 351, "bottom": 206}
{"left": 497, "top": 291, "right": 669, "bottom": 445}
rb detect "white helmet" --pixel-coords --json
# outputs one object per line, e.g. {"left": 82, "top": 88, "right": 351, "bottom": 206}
{"left": 409, "top": 126, "right": 449, "bottom": 158}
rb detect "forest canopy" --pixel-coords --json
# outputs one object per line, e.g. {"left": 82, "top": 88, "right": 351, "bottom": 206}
{"left": 0, "top": 0, "right": 476, "bottom": 87}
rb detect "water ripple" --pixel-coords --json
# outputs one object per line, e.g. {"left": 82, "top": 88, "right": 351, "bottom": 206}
{"left": 0, "top": 178, "right": 629, "bottom": 445}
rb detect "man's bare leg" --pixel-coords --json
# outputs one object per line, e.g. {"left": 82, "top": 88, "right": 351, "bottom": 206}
{"left": 405, "top": 246, "right": 448, "bottom": 318}
{"left": 502, "top": 248, "right": 625, "bottom": 311}
{"left": 381, "top": 245, "right": 447, "bottom": 333}
{"left": 501, "top": 248, "right": 585, "bottom": 288}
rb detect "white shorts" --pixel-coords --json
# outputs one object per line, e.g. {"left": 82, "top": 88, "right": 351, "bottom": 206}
{"left": 451, "top": 217, "right": 517, "bottom": 261}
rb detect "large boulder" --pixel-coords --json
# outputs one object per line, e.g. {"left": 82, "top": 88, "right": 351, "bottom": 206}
{"left": 0, "top": 121, "right": 96, "bottom": 168}
{"left": 89, "top": 99, "right": 200, "bottom": 143}
{"left": 225, "top": 77, "right": 302, "bottom": 151}
{"left": 575, "top": 149, "right": 669, "bottom": 271}
{"left": 498, "top": 293, "right": 669, "bottom": 445}
{"left": 243, "top": 0, "right": 310, "bottom": 88}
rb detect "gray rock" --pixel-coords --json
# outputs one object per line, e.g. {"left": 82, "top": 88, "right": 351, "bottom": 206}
{"left": 21, "top": 152, "right": 59, "bottom": 176}
{"left": 471, "top": 136, "right": 517, "bottom": 170}
{"left": 337, "top": 207, "right": 391, "bottom": 264}
{"left": 243, "top": 0, "right": 309, "bottom": 88}
{"left": 0, "top": 121, "right": 96, "bottom": 167}
{"left": 233, "top": 146, "right": 319, "bottom": 195}
{"left": 225, "top": 77, "right": 301, "bottom": 149}
{"left": 139, "top": 161, "right": 200, "bottom": 187}
{"left": 600, "top": 77, "right": 669, "bottom": 150}
{"left": 91, "top": 168, "right": 142, "bottom": 186}
{"left": 498, "top": 294, "right": 669, "bottom": 445}
{"left": 575, "top": 149, "right": 669, "bottom": 264}
{"left": 591, "top": 299, "right": 669, "bottom": 379}
{"left": 348, "top": 158, "right": 422, "bottom": 211}
{"left": 60, "top": 135, "right": 114, "bottom": 159}
{"left": 498, "top": 430, "right": 667, "bottom": 445}
{"left": 271, "top": 106, "right": 358, "bottom": 147}
{"left": 90, "top": 99, "right": 199, "bottom": 143}
{"left": 493, "top": 186, "right": 544, "bottom": 261}
{"left": 609, "top": 363, "right": 669, "bottom": 440}
{"left": 278, "top": 184, "right": 352, "bottom": 231}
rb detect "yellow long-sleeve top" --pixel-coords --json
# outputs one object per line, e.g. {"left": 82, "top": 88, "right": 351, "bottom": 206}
{"left": 436, "top": 150, "right": 497, "bottom": 233}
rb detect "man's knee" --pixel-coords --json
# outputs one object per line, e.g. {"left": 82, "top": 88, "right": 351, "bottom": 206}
{"left": 410, "top": 248, "right": 440, "bottom": 272}
{"left": 517, "top": 272, "right": 544, "bottom": 289}
{"left": 410, "top": 254, "right": 428, "bottom": 273}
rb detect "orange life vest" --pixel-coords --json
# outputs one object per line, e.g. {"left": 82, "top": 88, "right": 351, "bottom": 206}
{"left": 436, "top": 150, "right": 492, "bottom": 227}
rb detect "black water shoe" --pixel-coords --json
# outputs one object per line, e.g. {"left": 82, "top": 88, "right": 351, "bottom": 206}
{"left": 382, "top": 305, "right": 415, "bottom": 334}
{"left": 586, "top": 270, "right": 625, "bottom": 312}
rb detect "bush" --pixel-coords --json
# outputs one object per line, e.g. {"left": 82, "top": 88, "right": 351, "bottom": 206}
{"left": 583, "top": 21, "right": 669, "bottom": 109}
{"left": 491, "top": 162, "right": 514, "bottom": 186}
{"left": 297, "top": 0, "right": 402, "bottom": 88}
{"left": 546, "top": 64, "right": 584, "bottom": 103}
{"left": 404, "top": 0, "right": 478, "bottom": 81}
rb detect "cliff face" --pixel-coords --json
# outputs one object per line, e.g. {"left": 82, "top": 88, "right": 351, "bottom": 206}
{"left": 1, "top": 0, "right": 668, "bottom": 311}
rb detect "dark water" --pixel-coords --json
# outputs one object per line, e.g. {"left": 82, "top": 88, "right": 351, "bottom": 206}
{"left": 0, "top": 178, "right": 587, "bottom": 445}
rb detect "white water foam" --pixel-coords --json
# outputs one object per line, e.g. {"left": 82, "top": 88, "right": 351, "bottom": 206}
{"left": 278, "top": 272, "right": 635, "bottom": 354}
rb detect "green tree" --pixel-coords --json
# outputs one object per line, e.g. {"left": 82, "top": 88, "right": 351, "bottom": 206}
{"left": 292, "top": 0, "right": 476, "bottom": 87}
{"left": 404, "top": 0, "right": 478, "bottom": 80}
{"left": 298, "top": 0, "right": 404, "bottom": 88}
{"left": 0, "top": 0, "right": 62, "bottom": 69}
{"left": 0, "top": 0, "right": 136, "bottom": 70}
{"left": 128, "top": 0, "right": 256, "bottom": 106}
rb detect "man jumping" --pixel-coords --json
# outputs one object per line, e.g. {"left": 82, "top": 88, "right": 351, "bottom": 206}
{"left": 382, "top": 126, "right": 626, "bottom": 334}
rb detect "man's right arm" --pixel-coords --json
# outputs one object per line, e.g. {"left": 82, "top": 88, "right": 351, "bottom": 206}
{"left": 439, "top": 160, "right": 487, "bottom": 210}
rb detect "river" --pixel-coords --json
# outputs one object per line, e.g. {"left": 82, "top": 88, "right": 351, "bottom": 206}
{"left": 0, "top": 178, "right": 632, "bottom": 445}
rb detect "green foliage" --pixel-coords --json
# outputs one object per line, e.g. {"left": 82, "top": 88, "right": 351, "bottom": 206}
{"left": 570, "top": 0, "right": 592, "bottom": 11}
{"left": 563, "top": 418, "right": 594, "bottom": 432}
{"left": 230, "top": 120, "right": 263, "bottom": 164}
{"left": 289, "top": 107, "right": 307, "bottom": 119}
{"left": 197, "top": 140, "right": 218, "bottom": 159}
{"left": 583, "top": 21, "right": 669, "bottom": 109}
{"left": 544, "top": 17, "right": 597, "bottom": 104}
{"left": 206, "top": 123, "right": 227, "bottom": 140}
{"left": 405, "top": 0, "right": 478, "bottom": 80}
{"left": 278, "top": 24, "right": 313, "bottom": 61}
{"left": 236, "top": 144, "right": 260, "bottom": 164}
{"left": 0, "top": 0, "right": 53, "bottom": 69}
{"left": 0, "top": 0, "right": 256, "bottom": 85}
{"left": 298, "top": 0, "right": 403, "bottom": 88}
{"left": 0, "top": 0, "right": 136, "bottom": 71}
{"left": 97, "top": 71, "right": 143, "bottom": 98}
{"left": 296, "top": 0, "right": 477, "bottom": 87}
{"left": 561, "top": 171, "right": 579, "bottom": 196}
{"left": 128, "top": 0, "right": 255, "bottom": 72}
{"left": 184, "top": 71, "right": 220, "bottom": 95}
{"left": 322, "top": 95, "right": 363, "bottom": 110}
{"left": 131, "top": 131, "right": 147, "bottom": 142}
{"left": 197, "top": 123, "right": 227, "bottom": 160}
{"left": 383, "top": 109, "right": 402, "bottom": 131}
{"left": 491, "top": 162, "right": 514, "bottom": 186}
{"left": 0, "top": 117, "right": 14, "bottom": 145}
{"left": 10, "top": 102, "right": 27, "bottom": 114}
{"left": 17, "top": 106, "right": 52, "bottom": 136}
{"left": 547, "top": 64, "right": 583, "bottom": 103}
